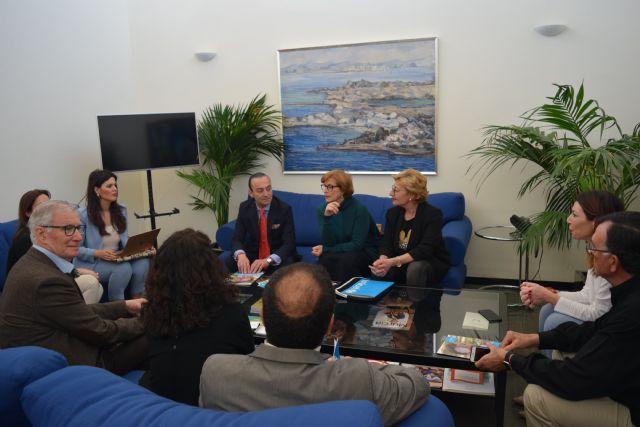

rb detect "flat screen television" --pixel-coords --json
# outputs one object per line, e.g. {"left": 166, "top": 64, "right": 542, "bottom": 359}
{"left": 97, "top": 112, "right": 199, "bottom": 172}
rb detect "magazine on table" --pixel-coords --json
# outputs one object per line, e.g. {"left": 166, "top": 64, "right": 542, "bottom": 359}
{"left": 372, "top": 307, "right": 414, "bottom": 330}
{"left": 227, "top": 272, "right": 264, "bottom": 286}
{"left": 402, "top": 364, "right": 445, "bottom": 389}
{"left": 436, "top": 334, "right": 500, "bottom": 360}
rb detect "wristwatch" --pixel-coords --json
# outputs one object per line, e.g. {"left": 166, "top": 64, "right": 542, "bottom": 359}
{"left": 503, "top": 350, "right": 515, "bottom": 370}
{"left": 266, "top": 257, "right": 273, "bottom": 265}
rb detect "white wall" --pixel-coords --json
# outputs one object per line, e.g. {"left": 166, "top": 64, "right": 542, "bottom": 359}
{"left": 2, "top": 0, "right": 639, "bottom": 281}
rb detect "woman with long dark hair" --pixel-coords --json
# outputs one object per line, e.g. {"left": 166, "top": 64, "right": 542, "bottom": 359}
{"left": 6, "top": 189, "right": 51, "bottom": 274}
{"left": 521, "top": 190, "right": 625, "bottom": 332}
{"left": 74, "top": 169, "right": 148, "bottom": 300}
{"left": 140, "top": 228, "right": 254, "bottom": 406}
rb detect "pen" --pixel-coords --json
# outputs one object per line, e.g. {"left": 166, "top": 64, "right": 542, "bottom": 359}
{"left": 333, "top": 338, "right": 341, "bottom": 360}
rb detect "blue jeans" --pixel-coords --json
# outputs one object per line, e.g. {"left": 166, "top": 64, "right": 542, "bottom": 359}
{"left": 538, "top": 303, "right": 582, "bottom": 358}
{"left": 76, "top": 258, "right": 149, "bottom": 301}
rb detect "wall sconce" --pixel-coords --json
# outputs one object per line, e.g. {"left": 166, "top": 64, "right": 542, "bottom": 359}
{"left": 194, "top": 51, "right": 217, "bottom": 62}
{"left": 534, "top": 24, "right": 567, "bottom": 37}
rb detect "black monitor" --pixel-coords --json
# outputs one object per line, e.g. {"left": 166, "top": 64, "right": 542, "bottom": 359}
{"left": 97, "top": 112, "right": 199, "bottom": 172}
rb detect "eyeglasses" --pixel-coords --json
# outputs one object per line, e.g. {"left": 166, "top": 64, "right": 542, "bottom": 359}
{"left": 40, "top": 224, "right": 86, "bottom": 236}
{"left": 321, "top": 184, "right": 339, "bottom": 192}
{"left": 585, "top": 242, "right": 611, "bottom": 256}
{"left": 391, "top": 185, "right": 404, "bottom": 194}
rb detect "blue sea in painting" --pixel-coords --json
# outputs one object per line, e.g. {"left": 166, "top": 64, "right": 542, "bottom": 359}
{"left": 283, "top": 126, "right": 435, "bottom": 172}
{"left": 280, "top": 68, "right": 436, "bottom": 172}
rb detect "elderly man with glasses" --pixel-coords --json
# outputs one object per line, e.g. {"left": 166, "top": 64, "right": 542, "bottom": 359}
{"left": 476, "top": 211, "right": 640, "bottom": 427}
{"left": 0, "top": 200, "right": 147, "bottom": 374}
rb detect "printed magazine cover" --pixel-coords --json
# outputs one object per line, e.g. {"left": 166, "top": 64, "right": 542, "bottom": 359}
{"left": 403, "top": 364, "right": 444, "bottom": 389}
{"left": 372, "top": 307, "right": 414, "bottom": 330}
{"left": 436, "top": 335, "right": 500, "bottom": 359}
{"left": 227, "top": 272, "right": 264, "bottom": 286}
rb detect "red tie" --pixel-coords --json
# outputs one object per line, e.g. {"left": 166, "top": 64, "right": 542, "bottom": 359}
{"left": 258, "top": 207, "right": 270, "bottom": 260}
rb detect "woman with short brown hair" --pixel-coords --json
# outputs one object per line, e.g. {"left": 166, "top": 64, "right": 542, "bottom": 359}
{"left": 311, "top": 169, "right": 379, "bottom": 282}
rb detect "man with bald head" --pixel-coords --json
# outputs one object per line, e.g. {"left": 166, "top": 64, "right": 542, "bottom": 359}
{"left": 199, "top": 263, "right": 429, "bottom": 426}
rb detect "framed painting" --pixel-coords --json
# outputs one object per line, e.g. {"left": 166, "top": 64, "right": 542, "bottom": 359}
{"left": 278, "top": 37, "right": 438, "bottom": 174}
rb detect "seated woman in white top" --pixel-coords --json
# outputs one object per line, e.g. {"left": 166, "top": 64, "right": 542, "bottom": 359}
{"left": 520, "top": 191, "right": 625, "bottom": 337}
{"left": 74, "top": 169, "right": 149, "bottom": 301}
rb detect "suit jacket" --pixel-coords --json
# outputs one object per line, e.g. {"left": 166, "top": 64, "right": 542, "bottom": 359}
{"left": 0, "top": 248, "right": 143, "bottom": 366}
{"left": 76, "top": 205, "right": 130, "bottom": 268}
{"left": 199, "top": 344, "right": 429, "bottom": 426}
{"left": 379, "top": 201, "right": 450, "bottom": 282}
{"left": 231, "top": 196, "right": 297, "bottom": 261}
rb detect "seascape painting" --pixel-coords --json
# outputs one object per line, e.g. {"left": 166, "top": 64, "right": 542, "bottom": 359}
{"left": 278, "top": 38, "right": 438, "bottom": 174}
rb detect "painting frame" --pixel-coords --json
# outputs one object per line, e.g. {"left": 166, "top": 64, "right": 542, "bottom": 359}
{"left": 277, "top": 37, "right": 438, "bottom": 175}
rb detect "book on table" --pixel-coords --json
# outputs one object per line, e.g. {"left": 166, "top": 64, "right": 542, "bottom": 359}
{"left": 442, "top": 368, "right": 494, "bottom": 396}
{"left": 227, "top": 272, "right": 264, "bottom": 286}
{"left": 335, "top": 277, "right": 394, "bottom": 301}
{"left": 436, "top": 334, "right": 500, "bottom": 360}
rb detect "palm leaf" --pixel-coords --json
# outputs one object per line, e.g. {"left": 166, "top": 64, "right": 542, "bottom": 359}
{"left": 178, "top": 94, "right": 284, "bottom": 225}
{"left": 467, "top": 83, "right": 640, "bottom": 256}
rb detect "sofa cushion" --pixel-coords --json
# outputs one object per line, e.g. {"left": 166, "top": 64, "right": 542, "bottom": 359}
{"left": 0, "top": 346, "right": 68, "bottom": 427}
{"left": 22, "top": 365, "right": 383, "bottom": 427}
{"left": 0, "top": 219, "right": 18, "bottom": 291}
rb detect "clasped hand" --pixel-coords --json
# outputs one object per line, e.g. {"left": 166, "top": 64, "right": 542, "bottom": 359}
{"left": 369, "top": 256, "right": 391, "bottom": 277}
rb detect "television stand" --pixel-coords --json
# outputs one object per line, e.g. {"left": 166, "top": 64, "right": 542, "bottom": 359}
{"left": 134, "top": 169, "right": 180, "bottom": 245}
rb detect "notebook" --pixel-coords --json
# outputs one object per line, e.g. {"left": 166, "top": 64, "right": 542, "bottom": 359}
{"left": 335, "top": 277, "right": 394, "bottom": 301}
{"left": 115, "top": 228, "right": 160, "bottom": 262}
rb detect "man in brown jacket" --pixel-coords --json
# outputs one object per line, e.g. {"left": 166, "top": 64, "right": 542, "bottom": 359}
{"left": 0, "top": 200, "right": 146, "bottom": 374}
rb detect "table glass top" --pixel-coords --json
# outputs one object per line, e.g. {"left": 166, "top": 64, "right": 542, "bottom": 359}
{"left": 242, "top": 283, "right": 508, "bottom": 367}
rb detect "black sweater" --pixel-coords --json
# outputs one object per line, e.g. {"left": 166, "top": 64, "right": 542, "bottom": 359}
{"left": 511, "top": 275, "right": 640, "bottom": 426}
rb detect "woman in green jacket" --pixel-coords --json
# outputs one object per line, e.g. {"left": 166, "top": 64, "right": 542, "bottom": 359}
{"left": 311, "top": 169, "right": 379, "bottom": 282}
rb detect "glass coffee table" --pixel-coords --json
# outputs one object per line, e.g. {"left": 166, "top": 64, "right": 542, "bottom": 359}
{"left": 244, "top": 284, "right": 509, "bottom": 427}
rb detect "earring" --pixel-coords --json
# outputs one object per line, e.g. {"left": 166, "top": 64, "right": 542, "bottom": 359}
{"left": 95, "top": 191, "right": 100, "bottom": 198}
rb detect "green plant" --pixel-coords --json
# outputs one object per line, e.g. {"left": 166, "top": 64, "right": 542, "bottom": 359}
{"left": 177, "top": 94, "right": 283, "bottom": 226}
{"left": 467, "top": 83, "right": 640, "bottom": 256}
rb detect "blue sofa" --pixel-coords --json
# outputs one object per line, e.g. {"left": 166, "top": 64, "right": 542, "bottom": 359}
{"left": 0, "top": 219, "right": 18, "bottom": 292}
{"left": 217, "top": 191, "right": 472, "bottom": 291}
{"left": 1, "top": 346, "right": 454, "bottom": 427}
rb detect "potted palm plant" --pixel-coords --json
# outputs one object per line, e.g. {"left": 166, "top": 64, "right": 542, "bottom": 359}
{"left": 177, "top": 94, "right": 283, "bottom": 226}
{"left": 467, "top": 83, "right": 640, "bottom": 256}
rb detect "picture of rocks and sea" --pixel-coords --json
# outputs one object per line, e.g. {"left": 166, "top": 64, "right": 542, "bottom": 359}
{"left": 278, "top": 38, "right": 437, "bottom": 173}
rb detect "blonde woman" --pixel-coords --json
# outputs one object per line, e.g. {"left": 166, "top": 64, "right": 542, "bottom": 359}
{"left": 370, "top": 169, "right": 450, "bottom": 288}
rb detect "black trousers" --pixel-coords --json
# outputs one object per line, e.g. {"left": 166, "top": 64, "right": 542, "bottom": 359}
{"left": 319, "top": 250, "right": 373, "bottom": 283}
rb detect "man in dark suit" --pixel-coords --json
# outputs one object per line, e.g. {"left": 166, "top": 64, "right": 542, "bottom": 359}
{"left": 200, "top": 263, "right": 429, "bottom": 426}
{"left": 227, "top": 173, "right": 297, "bottom": 273}
{"left": 0, "top": 200, "right": 146, "bottom": 375}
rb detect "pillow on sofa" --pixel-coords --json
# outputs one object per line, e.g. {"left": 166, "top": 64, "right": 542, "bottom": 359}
{"left": 0, "top": 346, "right": 68, "bottom": 427}
{"left": 22, "top": 365, "right": 383, "bottom": 427}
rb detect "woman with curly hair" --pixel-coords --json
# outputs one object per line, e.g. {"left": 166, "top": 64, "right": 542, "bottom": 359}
{"left": 139, "top": 229, "right": 254, "bottom": 405}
